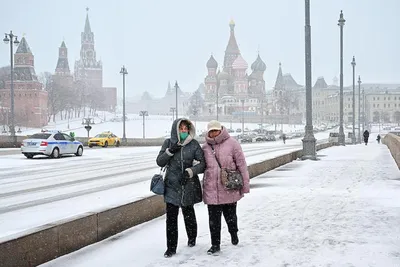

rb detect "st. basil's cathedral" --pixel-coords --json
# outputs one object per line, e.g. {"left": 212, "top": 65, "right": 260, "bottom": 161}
{"left": 203, "top": 20, "right": 267, "bottom": 116}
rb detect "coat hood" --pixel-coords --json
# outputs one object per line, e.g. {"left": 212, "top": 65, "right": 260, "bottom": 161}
{"left": 205, "top": 126, "right": 230, "bottom": 145}
{"left": 170, "top": 118, "right": 196, "bottom": 145}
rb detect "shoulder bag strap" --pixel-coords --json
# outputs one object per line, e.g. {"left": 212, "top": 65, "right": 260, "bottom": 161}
{"left": 210, "top": 144, "right": 222, "bottom": 169}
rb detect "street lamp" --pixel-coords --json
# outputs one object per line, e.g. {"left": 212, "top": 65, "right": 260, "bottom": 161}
{"left": 3, "top": 31, "right": 20, "bottom": 146}
{"left": 120, "top": 65, "right": 128, "bottom": 144}
{"left": 139, "top": 110, "right": 148, "bottom": 139}
{"left": 241, "top": 99, "right": 245, "bottom": 134}
{"left": 338, "top": 10, "right": 346, "bottom": 146}
{"left": 351, "top": 56, "right": 356, "bottom": 144}
{"left": 216, "top": 77, "right": 220, "bottom": 121}
{"left": 302, "top": 0, "right": 316, "bottom": 159}
{"left": 174, "top": 81, "right": 179, "bottom": 118}
{"left": 358, "top": 76, "right": 362, "bottom": 143}
{"left": 170, "top": 107, "right": 176, "bottom": 121}
{"left": 361, "top": 81, "right": 366, "bottom": 136}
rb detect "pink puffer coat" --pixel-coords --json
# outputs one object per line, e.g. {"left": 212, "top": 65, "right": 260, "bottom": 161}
{"left": 202, "top": 126, "right": 250, "bottom": 205}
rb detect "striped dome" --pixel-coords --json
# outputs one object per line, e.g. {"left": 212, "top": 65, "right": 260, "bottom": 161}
{"left": 232, "top": 55, "right": 248, "bottom": 69}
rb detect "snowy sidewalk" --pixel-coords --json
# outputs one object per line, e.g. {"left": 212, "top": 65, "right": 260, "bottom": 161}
{"left": 42, "top": 142, "right": 400, "bottom": 267}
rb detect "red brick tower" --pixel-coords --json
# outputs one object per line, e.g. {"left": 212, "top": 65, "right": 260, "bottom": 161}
{"left": 74, "top": 8, "right": 103, "bottom": 91}
{"left": 0, "top": 37, "right": 48, "bottom": 127}
{"left": 53, "top": 41, "right": 73, "bottom": 88}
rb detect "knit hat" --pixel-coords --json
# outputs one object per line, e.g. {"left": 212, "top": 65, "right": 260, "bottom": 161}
{"left": 207, "top": 120, "right": 222, "bottom": 132}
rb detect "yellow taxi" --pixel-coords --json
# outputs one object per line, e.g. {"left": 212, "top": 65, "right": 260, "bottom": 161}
{"left": 88, "top": 131, "right": 121, "bottom": 148}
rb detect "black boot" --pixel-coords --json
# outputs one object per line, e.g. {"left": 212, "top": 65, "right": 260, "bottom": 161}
{"left": 164, "top": 249, "right": 176, "bottom": 258}
{"left": 188, "top": 238, "right": 196, "bottom": 247}
{"left": 231, "top": 232, "right": 239, "bottom": 245}
{"left": 207, "top": 245, "right": 220, "bottom": 255}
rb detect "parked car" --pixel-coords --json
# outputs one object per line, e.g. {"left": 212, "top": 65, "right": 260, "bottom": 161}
{"left": 21, "top": 130, "right": 83, "bottom": 159}
{"left": 255, "top": 135, "right": 267, "bottom": 142}
{"left": 329, "top": 132, "right": 339, "bottom": 143}
{"left": 266, "top": 134, "right": 276, "bottom": 141}
{"left": 88, "top": 131, "right": 121, "bottom": 148}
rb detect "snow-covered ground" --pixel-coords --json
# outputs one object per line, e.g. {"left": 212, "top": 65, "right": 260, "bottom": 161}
{"left": 4, "top": 113, "right": 309, "bottom": 138}
{"left": 0, "top": 130, "right": 328, "bottom": 239}
{"left": 40, "top": 141, "right": 400, "bottom": 267}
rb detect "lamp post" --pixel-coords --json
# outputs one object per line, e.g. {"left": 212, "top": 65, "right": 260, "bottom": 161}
{"left": 362, "top": 89, "right": 365, "bottom": 133}
{"left": 216, "top": 80, "right": 219, "bottom": 121}
{"left": 338, "top": 10, "right": 346, "bottom": 146}
{"left": 351, "top": 56, "right": 356, "bottom": 144}
{"left": 174, "top": 81, "right": 179, "bottom": 119}
{"left": 302, "top": 0, "right": 316, "bottom": 159}
{"left": 241, "top": 99, "right": 245, "bottom": 134}
{"left": 120, "top": 66, "right": 128, "bottom": 144}
{"left": 260, "top": 99, "right": 264, "bottom": 130}
{"left": 358, "top": 75, "right": 362, "bottom": 144}
{"left": 169, "top": 107, "right": 176, "bottom": 121}
{"left": 3, "top": 31, "right": 20, "bottom": 146}
{"left": 139, "top": 110, "right": 148, "bottom": 139}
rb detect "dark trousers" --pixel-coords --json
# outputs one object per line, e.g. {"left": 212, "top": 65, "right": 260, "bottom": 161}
{"left": 166, "top": 203, "right": 197, "bottom": 251}
{"left": 207, "top": 202, "right": 238, "bottom": 246}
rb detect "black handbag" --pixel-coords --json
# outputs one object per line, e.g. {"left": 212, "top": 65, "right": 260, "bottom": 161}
{"left": 150, "top": 167, "right": 166, "bottom": 195}
{"left": 211, "top": 145, "right": 243, "bottom": 190}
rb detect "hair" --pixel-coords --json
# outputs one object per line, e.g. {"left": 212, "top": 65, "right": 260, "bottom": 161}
{"left": 179, "top": 120, "right": 191, "bottom": 129}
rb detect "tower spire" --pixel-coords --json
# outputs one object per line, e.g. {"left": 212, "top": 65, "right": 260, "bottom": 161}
{"left": 274, "top": 62, "right": 284, "bottom": 89}
{"left": 84, "top": 7, "right": 91, "bottom": 33}
{"left": 225, "top": 19, "right": 240, "bottom": 54}
{"left": 55, "top": 40, "right": 70, "bottom": 74}
{"left": 223, "top": 19, "right": 241, "bottom": 73}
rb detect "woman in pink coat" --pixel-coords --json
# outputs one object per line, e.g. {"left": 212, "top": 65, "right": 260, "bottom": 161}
{"left": 202, "top": 120, "right": 250, "bottom": 255}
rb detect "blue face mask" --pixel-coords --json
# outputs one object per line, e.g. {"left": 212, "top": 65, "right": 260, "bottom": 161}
{"left": 179, "top": 132, "right": 189, "bottom": 141}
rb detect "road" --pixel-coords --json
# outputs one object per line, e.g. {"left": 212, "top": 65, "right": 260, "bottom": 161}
{"left": 0, "top": 133, "right": 328, "bottom": 239}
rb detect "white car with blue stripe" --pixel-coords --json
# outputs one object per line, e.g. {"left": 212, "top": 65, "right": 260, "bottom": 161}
{"left": 21, "top": 130, "right": 83, "bottom": 159}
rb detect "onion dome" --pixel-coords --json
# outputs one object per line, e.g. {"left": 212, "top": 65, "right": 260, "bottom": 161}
{"left": 206, "top": 55, "right": 218, "bottom": 69}
{"left": 251, "top": 54, "right": 266, "bottom": 72}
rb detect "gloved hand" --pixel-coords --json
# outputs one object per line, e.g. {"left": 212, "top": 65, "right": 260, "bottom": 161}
{"left": 169, "top": 143, "right": 181, "bottom": 154}
{"left": 181, "top": 169, "right": 191, "bottom": 186}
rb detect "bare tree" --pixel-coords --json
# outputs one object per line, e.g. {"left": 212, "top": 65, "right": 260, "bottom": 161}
{"left": 0, "top": 66, "right": 10, "bottom": 89}
{"left": 188, "top": 89, "right": 204, "bottom": 116}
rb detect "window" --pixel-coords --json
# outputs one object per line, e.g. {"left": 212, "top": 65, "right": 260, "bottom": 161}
{"left": 29, "top": 133, "right": 51, "bottom": 139}
{"left": 54, "top": 133, "right": 66, "bottom": 140}
{"left": 62, "top": 133, "right": 74, "bottom": 141}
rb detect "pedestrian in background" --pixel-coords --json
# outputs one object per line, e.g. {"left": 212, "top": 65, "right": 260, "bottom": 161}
{"left": 202, "top": 120, "right": 250, "bottom": 255}
{"left": 377, "top": 134, "right": 381, "bottom": 144}
{"left": 363, "top": 130, "right": 370, "bottom": 145}
{"left": 156, "top": 118, "right": 205, "bottom": 258}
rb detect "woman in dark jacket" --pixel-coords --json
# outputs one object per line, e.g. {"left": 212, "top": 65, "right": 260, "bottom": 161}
{"left": 156, "top": 118, "right": 205, "bottom": 258}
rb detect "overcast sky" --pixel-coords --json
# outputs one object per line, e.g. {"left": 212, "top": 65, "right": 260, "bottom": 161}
{"left": 0, "top": 0, "right": 399, "bottom": 99}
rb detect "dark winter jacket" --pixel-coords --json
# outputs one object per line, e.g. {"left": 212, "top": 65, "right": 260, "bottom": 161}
{"left": 156, "top": 118, "right": 205, "bottom": 207}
